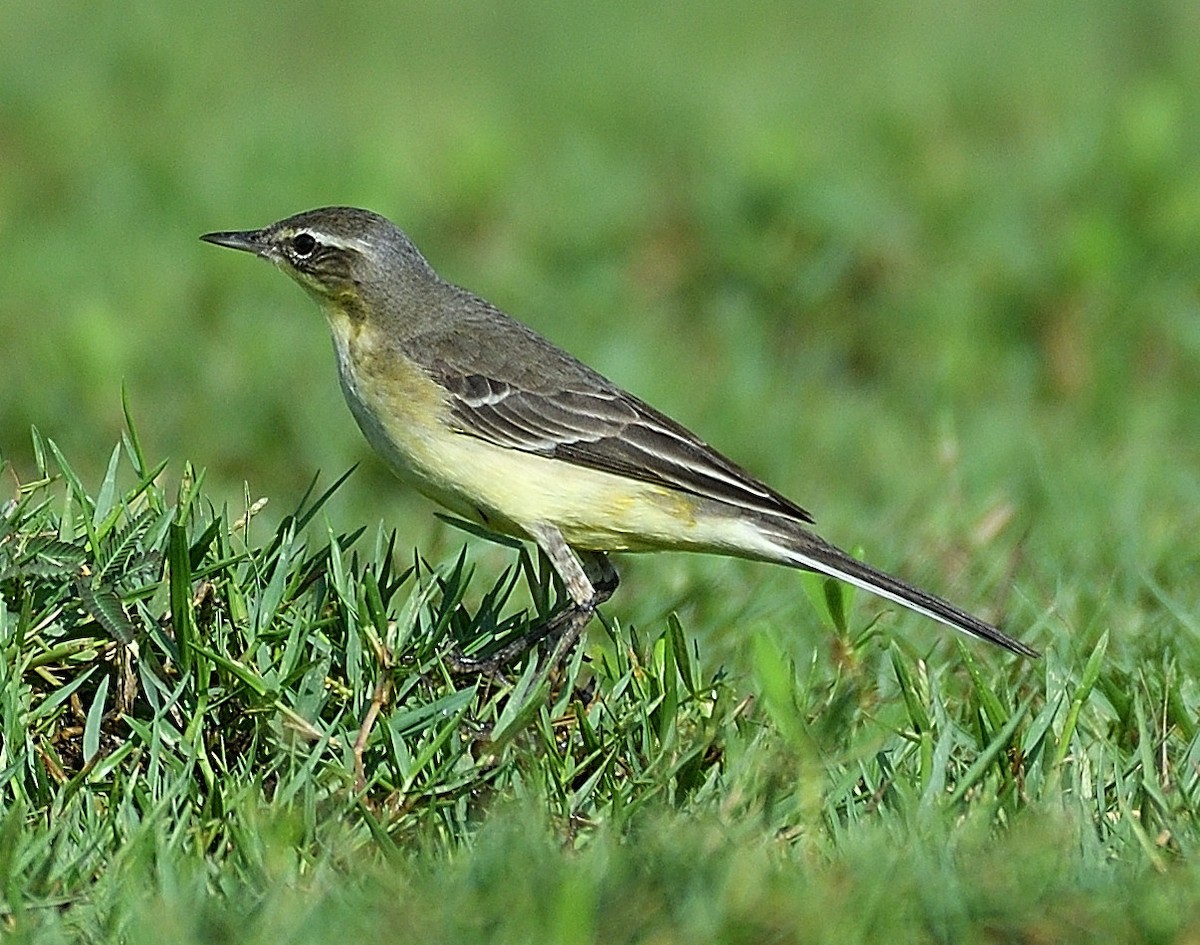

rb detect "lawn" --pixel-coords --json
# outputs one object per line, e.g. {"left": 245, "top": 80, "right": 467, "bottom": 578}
{"left": 2, "top": 1, "right": 1199, "bottom": 941}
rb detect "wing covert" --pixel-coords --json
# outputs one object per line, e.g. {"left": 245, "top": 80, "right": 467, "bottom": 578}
{"left": 435, "top": 367, "right": 813, "bottom": 524}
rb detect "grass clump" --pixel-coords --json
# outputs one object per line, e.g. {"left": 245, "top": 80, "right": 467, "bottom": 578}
{"left": 3, "top": 416, "right": 1200, "bottom": 942}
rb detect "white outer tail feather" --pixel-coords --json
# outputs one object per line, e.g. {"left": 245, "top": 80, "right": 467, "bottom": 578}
{"left": 750, "top": 530, "right": 1038, "bottom": 658}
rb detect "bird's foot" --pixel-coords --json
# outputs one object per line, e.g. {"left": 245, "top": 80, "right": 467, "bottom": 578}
{"left": 444, "top": 603, "right": 595, "bottom": 677}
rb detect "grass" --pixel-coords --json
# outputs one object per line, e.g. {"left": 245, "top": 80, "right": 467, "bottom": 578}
{"left": 3, "top": 0, "right": 1200, "bottom": 940}
{"left": 1, "top": 415, "right": 1197, "bottom": 941}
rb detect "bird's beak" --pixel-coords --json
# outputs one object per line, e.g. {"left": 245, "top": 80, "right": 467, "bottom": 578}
{"left": 200, "top": 228, "right": 268, "bottom": 256}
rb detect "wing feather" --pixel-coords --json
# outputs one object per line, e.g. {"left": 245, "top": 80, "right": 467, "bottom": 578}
{"left": 435, "top": 369, "right": 813, "bottom": 524}
{"left": 407, "top": 296, "right": 813, "bottom": 524}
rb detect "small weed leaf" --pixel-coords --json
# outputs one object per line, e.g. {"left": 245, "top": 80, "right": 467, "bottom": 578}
{"left": 74, "top": 575, "right": 135, "bottom": 644}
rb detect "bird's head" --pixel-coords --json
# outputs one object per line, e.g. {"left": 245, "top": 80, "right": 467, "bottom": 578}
{"left": 202, "top": 206, "right": 434, "bottom": 314}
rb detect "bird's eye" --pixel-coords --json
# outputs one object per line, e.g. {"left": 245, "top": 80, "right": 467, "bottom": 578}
{"left": 290, "top": 233, "right": 317, "bottom": 258}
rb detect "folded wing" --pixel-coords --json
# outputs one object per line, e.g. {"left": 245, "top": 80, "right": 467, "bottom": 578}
{"left": 434, "top": 368, "right": 814, "bottom": 525}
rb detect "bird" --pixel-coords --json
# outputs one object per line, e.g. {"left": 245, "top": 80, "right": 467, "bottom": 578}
{"left": 201, "top": 206, "right": 1037, "bottom": 668}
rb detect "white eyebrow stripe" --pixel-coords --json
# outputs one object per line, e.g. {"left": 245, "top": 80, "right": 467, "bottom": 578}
{"left": 283, "top": 228, "right": 375, "bottom": 254}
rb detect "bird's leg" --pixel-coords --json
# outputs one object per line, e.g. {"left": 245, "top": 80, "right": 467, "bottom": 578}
{"left": 543, "top": 548, "right": 618, "bottom": 668}
{"left": 446, "top": 524, "right": 618, "bottom": 675}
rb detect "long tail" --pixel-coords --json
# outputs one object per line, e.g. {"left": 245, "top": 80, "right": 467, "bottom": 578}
{"left": 760, "top": 529, "right": 1039, "bottom": 658}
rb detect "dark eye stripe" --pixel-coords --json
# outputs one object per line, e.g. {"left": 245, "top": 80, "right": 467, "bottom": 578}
{"left": 279, "top": 231, "right": 355, "bottom": 280}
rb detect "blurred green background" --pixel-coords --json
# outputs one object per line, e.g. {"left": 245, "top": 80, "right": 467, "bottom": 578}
{"left": 3, "top": 0, "right": 1198, "bottom": 655}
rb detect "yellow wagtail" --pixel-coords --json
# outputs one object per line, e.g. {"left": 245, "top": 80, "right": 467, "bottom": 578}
{"left": 202, "top": 207, "right": 1037, "bottom": 667}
